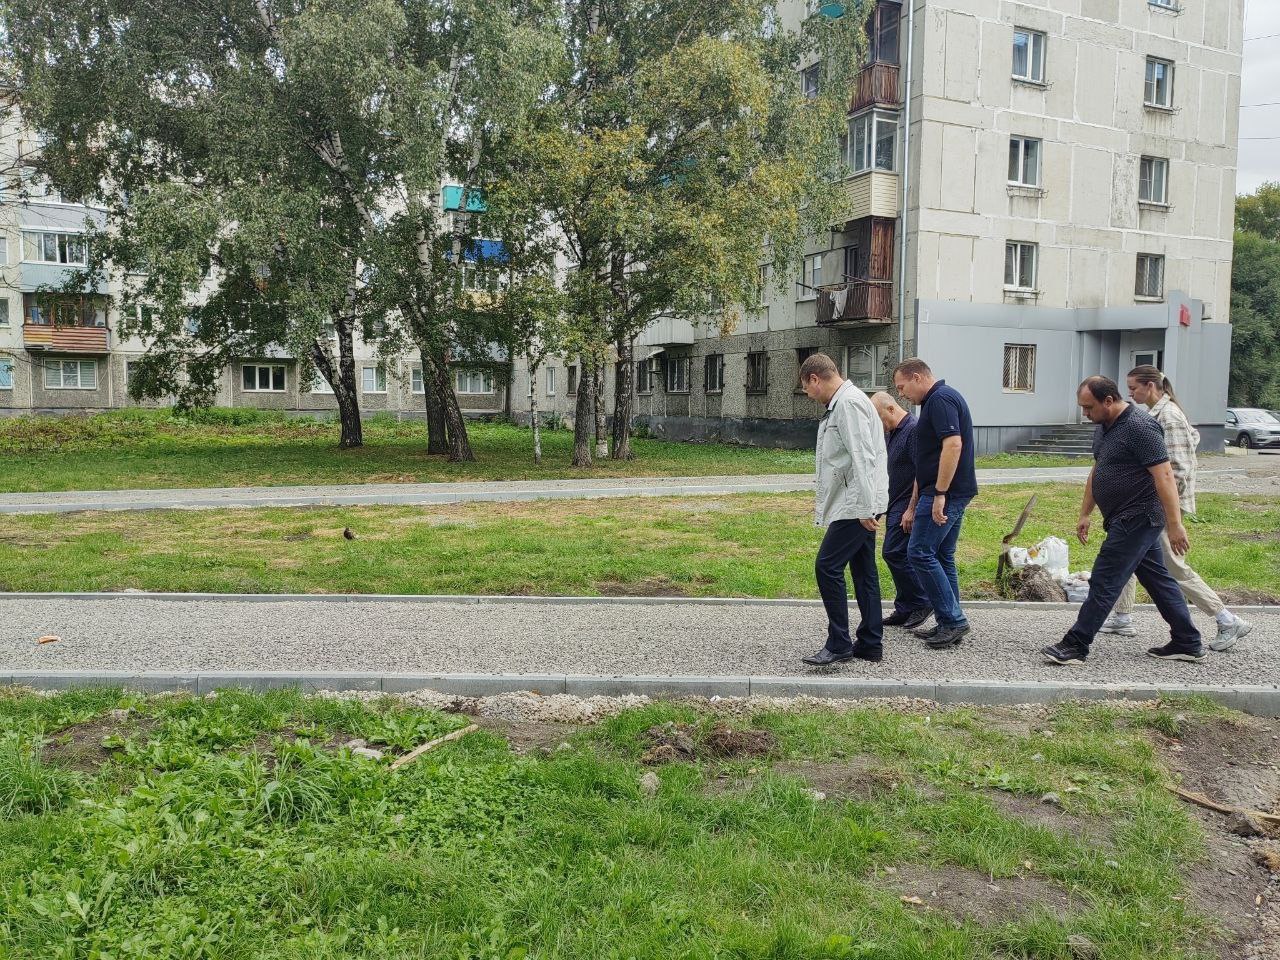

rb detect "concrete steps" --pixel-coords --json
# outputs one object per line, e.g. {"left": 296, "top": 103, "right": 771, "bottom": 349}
{"left": 1013, "top": 424, "right": 1095, "bottom": 458}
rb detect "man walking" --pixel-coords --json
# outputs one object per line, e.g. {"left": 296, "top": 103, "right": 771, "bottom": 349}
{"left": 799, "top": 353, "right": 889, "bottom": 666}
{"left": 1100, "top": 365, "right": 1253, "bottom": 650}
{"left": 1042, "top": 376, "right": 1205, "bottom": 665}
{"left": 871, "top": 391, "right": 931, "bottom": 628}
{"left": 891, "top": 358, "right": 978, "bottom": 649}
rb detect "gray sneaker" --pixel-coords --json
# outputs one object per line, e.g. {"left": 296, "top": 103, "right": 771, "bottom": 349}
{"left": 1100, "top": 615, "right": 1137, "bottom": 637}
{"left": 1209, "top": 618, "right": 1253, "bottom": 652}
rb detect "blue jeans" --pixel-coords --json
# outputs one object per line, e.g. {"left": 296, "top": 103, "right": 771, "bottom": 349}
{"left": 907, "top": 495, "right": 972, "bottom": 629}
{"left": 816, "top": 519, "right": 884, "bottom": 654}
{"left": 1063, "top": 514, "right": 1201, "bottom": 650}
{"left": 884, "top": 511, "right": 930, "bottom": 614}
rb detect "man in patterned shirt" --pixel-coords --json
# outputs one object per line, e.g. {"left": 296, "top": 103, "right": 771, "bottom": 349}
{"left": 1100, "top": 366, "right": 1253, "bottom": 650}
{"left": 1042, "top": 376, "right": 1205, "bottom": 665}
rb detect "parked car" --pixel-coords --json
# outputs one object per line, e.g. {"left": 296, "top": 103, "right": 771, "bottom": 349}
{"left": 1225, "top": 408, "right": 1280, "bottom": 449}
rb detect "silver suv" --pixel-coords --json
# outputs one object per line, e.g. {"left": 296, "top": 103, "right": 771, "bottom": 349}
{"left": 1225, "top": 408, "right": 1280, "bottom": 449}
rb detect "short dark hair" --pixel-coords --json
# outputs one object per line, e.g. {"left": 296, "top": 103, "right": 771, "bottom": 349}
{"left": 893, "top": 357, "right": 931, "bottom": 379}
{"left": 1079, "top": 375, "right": 1123, "bottom": 402}
{"left": 798, "top": 352, "right": 839, "bottom": 381}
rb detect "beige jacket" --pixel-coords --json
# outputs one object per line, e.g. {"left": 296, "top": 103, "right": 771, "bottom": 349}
{"left": 814, "top": 381, "right": 890, "bottom": 527}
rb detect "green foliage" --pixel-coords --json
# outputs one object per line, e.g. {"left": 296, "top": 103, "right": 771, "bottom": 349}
{"left": 1236, "top": 180, "right": 1280, "bottom": 241}
{"left": 1229, "top": 228, "right": 1280, "bottom": 408}
{"left": 0, "top": 734, "right": 81, "bottom": 817}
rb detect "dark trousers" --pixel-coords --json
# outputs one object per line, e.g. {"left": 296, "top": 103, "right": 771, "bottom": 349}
{"left": 883, "top": 511, "right": 930, "bottom": 614}
{"left": 816, "top": 519, "right": 884, "bottom": 654}
{"left": 907, "top": 495, "right": 972, "bottom": 628}
{"left": 1063, "top": 515, "right": 1202, "bottom": 649}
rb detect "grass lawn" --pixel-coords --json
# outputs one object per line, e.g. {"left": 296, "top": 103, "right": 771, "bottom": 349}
{"left": 2, "top": 486, "right": 1277, "bottom": 601}
{"left": 0, "top": 686, "right": 1262, "bottom": 959}
{"left": 0, "top": 409, "right": 1076, "bottom": 492}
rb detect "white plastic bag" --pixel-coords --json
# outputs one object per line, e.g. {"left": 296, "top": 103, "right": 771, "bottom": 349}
{"left": 1028, "top": 536, "right": 1070, "bottom": 580}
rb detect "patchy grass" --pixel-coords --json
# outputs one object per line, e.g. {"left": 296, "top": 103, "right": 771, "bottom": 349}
{"left": 0, "top": 687, "right": 1262, "bottom": 959}
{"left": 1, "top": 486, "right": 1277, "bottom": 600}
{"left": 0, "top": 408, "right": 1076, "bottom": 492}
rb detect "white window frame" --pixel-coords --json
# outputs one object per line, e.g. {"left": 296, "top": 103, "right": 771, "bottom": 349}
{"left": 798, "top": 254, "right": 823, "bottom": 301}
{"left": 44, "top": 358, "right": 97, "bottom": 390}
{"left": 1139, "top": 156, "right": 1169, "bottom": 205}
{"left": 21, "top": 230, "right": 88, "bottom": 266}
{"left": 310, "top": 371, "right": 334, "bottom": 394}
{"left": 1002, "top": 343, "right": 1036, "bottom": 393}
{"left": 1144, "top": 57, "right": 1174, "bottom": 109}
{"left": 1148, "top": 0, "right": 1179, "bottom": 8}
{"left": 242, "top": 364, "right": 286, "bottom": 392}
{"left": 1008, "top": 136, "right": 1042, "bottom": 187}
{"left": 0, "top": 238, "right": 7, "bottom": 266}
{"left": 362, "top": 365, "right": 387, "bottom": 393}
{"left": 545, "top": 366, "right": 556, "bottom": 397}
{"left": 845, "top": 109, "right": 899, "bottom": 174}
{"left": 665, "top": 355, "right": 691, "bottom": 394}
{"left": 0, "top": 356, "right": 14, "bottom": 390}
{"left": 411, "top": 367, "right": 425, "bottom": 394}
{"left": 844, "top": 343, "right": 892, "bottom": 390}
{"left": 1012, "top": 28, "right": 1047, "bottom": 84}
{"left": 0, "top": 297, "right": 9, "bottom": 327}
{"left": 1004, "top": 241, "right": 1038, "bottom": 292}
{"left": 704, "top": 353, "right": 725, "bottom": 393}
{"left": 1135, "top": 254, "right": 1166, "bottom": 299}
{"left": 454, "top": 368, "right": 494, "bottom": 395}
{"left": 801, "top": 63, "right": 819, "bottom": 99}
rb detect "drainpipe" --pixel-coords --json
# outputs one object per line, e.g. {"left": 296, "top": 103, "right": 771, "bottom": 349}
{"left": 896, "top": 0, "right": 916, "bottom": 363}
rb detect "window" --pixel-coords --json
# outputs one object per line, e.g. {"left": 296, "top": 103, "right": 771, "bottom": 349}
{"left": 1135, "top": 254, "right": 1165, "bottom": 298}
{"left": 21, "top": 231, "right": 87, "bottom": 265}
{"left": 454, "top": 369, "right": 494, "bottom": 394}
{"left": 1002, "top": 344, "right": 1036, "bottom": 393}
{"left": 1144, "top": 58, "right": 1174, "bottom": 108}
{"left": 1012, "top": 28, "right": 1046, "bottom": 83}
{"left": 845, "top": 343, "right": 891, "bottom": 390}
{"left": 1004, "top": 241, "right": 1038, "bottom": 290}
{"left": 362, "top": 365, "right": 386, "bottom": 393}
{"left": 746, "top": 352, "right": 769, "bottom": 394}
{"left": 757, "top": 263, "right": 772, "bottom": 303}
{"left": 799, "top": 254, "right": 823, "bottom": 300}
{"left": 0, "top": 356, "right": 13, "bottom": 389}
{"left": 0, "top": 238, "right": 7, "bottom": 265}
{"left": 125, "top": 361, "right": 139, "bottom": 390}
{"left": 1008, "top": 136, "right": 1042, "bottom": 187}
{"left": 461, "top": 262, "right": 499, "bottom": 292}
{"left": 0, "top": 298, "right": 9, "bottom": 327}
{"left": 795, "top": 347, "right": 817, "bottom": 391}
{"left": 308, "top": 371, "right": 333, "bottom": 393}
{"left": 545, "top": 367, "right": 556, "bottom": 396}
{"left": 845, "top": 110, "right": 899, "bottom": 173}
{"left": 705, "top": 354, "right": 725, "bottom": 393}
{"left": 666, "top": 355, "right": 690, "bottom": 393}
{"left": 242, "top": 364, "right": 286, "bottom": 392}
{"left": 867, "top": 2, "right": 900, "bottom": 65}
{"left": 636, "top": 356, "right": 660, "bottom": 394}
{"left": 411, "top": 367, "right": 425, "bottom": 394}
{"left": 567, "top": 365, "right": 579, "bottom": 396}
{"left": 1149, "top": 0, "right": 1179, "bottom": 7}
{"left": 801, "top": 63, "right": 819, "bottom": 99}
{"left": 44, "top": 359, "right": 97, "bottom": 390}
{"left": 842, "top": 246, "right": 859, "bottom": 283}
{"left": 1139, "top": 157, "right": 1169, "bottom": 205}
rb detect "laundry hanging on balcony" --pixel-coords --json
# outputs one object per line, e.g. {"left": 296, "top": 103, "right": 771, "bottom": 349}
{"left": 831, "top": 285, "right": 850, "bottom": 318}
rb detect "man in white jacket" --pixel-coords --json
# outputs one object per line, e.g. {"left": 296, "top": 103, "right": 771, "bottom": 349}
{"left": 799, "top": 353, "right": 890, "bottom": 665}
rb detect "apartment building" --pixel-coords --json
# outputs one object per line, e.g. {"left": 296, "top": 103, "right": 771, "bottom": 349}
{"left": 2, "top": 0, "right": 1245, "bottom": 453}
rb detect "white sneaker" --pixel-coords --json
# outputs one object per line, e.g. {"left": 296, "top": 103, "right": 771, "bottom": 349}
{"left": 1100, "top": 615, "right": 1137, "bottom": 637}
{"left": 1209, "top": 618, "right": 1253, "bottom": 652}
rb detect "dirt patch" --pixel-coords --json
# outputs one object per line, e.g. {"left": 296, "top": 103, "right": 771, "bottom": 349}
{"left": 474, "top": 718, "right": 584, "bottom": 756}
{"left": 640, "top": 722, "right": 777, "bottom": 765}
{"left": 1003, "top": 565, "right": 1068, "bottom": 603}
{"left": 1159, "top": 716, "right": 1280, "bottom": 812}
{"left": 876, "top": 863, "right": 1076, "bottom": 925}
{"left": 983, "top": 789, "right": 1109, "bottom": 844}
{"left": 596, "top": 577, "right": 690, "bottom": 598}
{"left": 777, "top": 757, "right": 908, "bottom": 801}
{"left": 1215, "top": 587, "right": 1280, "bottom": 606}
{"left": 42, "top": 712, "right": 154, "bottom": 774}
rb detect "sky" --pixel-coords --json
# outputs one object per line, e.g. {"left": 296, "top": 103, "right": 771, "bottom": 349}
{"left": 1239, "top": 0, "right": 1280, "bottom": 195}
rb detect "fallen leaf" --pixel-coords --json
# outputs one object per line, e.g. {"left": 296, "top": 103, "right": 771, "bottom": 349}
{"left": 900, "top": 896, "right": 925, "bottom": 906}
{"left": 36, "top": 635, "right": 61, "bottom": 645}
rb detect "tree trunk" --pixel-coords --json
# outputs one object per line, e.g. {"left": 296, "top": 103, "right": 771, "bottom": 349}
{"left": 528, "top": 358, "right": 542, "bottom": 465}
{"left": 420, "top": 347, "right": 449, "bottom": 455}
{"left": 430, "top": 351, "right": 474, "bottom": 462}
{"left": 611, "top": 338, "right": 634, "bottom": 460}
{"left": 311, "top": 336, "right": 362, "bottom": 449}
{"left": 572, "top": 360, "right": 594, "bottom": 467}
{"left": 593, "top": 362, "right": 608, "bottom": 459}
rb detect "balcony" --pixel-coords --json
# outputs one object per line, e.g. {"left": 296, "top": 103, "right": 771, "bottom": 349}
{"left": 851, "top": 62, "right": 900, "bottom": 113}
{"left": 816, "top": 280, "right": 894, "bottom": 326}
{"left": 837, "top": 170, "right": 900, "bottom": 224}
{"left": 23, "top": 322, "right": 110, "bottom": 354}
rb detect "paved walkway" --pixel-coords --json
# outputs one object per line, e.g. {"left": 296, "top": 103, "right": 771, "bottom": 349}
{"left": 4, "top": 594, "right": 1276, "bottom": 689}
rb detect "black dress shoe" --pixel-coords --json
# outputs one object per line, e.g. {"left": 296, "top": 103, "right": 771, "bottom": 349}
{"left": 926, "top": 625, "right": 970, "bottom": 649}
{"left": 912, "top": 623, "right": 940, "bottom": 640}
{"left": 849, "top": 643, "right": 883, "bottom": 663}
{"left": 902, "top": 608, "right": 934, "bottom": 629}
{"left": 802, "top": 647, "right": 857, "bottom": 666}
{"left": 883, "top": 610, "right": 912, "bottom": 626}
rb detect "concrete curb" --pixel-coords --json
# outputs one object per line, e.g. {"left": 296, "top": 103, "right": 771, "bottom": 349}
{"left": 5, "top": 671, "right": 1278, "bottom": 716}
{"left": 2, "top": 591, "right": 1278, "bottom": 614}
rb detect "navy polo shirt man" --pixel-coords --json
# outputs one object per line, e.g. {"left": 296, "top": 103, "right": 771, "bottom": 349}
{"left": 891, "top": 358, "right": 978, "bottom": 649}
{"left": 871, "top": 392, "right": 931, "bottom": 626}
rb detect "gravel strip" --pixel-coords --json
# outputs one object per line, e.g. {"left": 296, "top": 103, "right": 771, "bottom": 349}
{"left": 3, "top": 596, "right": 1276, "bottom": 687}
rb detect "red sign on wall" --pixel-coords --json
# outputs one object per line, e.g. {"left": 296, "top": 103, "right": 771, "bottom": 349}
{"left": 1179, "top": 304, "right": 1191, "bottom": 327}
